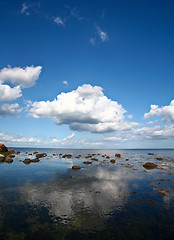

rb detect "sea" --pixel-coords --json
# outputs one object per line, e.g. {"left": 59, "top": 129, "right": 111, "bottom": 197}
{"left": 0, "top": 148, "right": 174, "bottom": 240}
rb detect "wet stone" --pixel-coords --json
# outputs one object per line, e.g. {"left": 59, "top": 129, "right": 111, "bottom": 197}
{"left": 143, "top": 162, "right": 158, "bottom": 170}
{"left": 72, "top": 166, "right": 81, "bottom": 170}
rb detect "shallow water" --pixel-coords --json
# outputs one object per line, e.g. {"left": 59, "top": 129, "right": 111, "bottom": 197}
{"left": 0, "top": 148, "right": 174, "bottom": 240}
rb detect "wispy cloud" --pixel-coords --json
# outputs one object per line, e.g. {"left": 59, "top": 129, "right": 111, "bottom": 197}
{"left": 96, "top": 26, "right": 108, "bottom": 42}
{"left": 21, "top": 3, "right": 30, "bottom": 15}
{"left": 54, "top": 17, "right": 65, "bottom": 26}
{"left": 90, "top": 25, "right": 109, "bottom": 45}
{"left": 62, "top": 80, "right": 68, "bottom": 85}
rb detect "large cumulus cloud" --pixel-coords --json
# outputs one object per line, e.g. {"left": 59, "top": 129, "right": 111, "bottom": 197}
{"left": 29, "top": 84, "right": 139, "bottom": 133}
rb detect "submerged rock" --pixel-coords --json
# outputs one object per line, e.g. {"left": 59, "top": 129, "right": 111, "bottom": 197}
{"left": 106, "top": 156, "right": 110, "bottom": 159}
{"left": 83, "top": 161, "right": 92, "bottom": 164}
{"left": 72, "top": 166, "right": 81, "bottom": 170}
{"left": 115, "top": 154, "right": 121, "bottom": 157}
{"left": 0, "top": 144, "right": 8, "bottom": 152}
{"left": 148, "top": 153, "right": 154, "bottom": 155}
{"left": 9, "top": 154, "right": 15, "bottom": 158}
{"left": 156, "top": 157, "right": 163, "bottom": 161}
{"left": 34, "top": 151, "right": 38, "bottom": 154}
{"left": 91, "top": 158, "right": 98, "bottom": 161}
{"left": 143, "top": 162, "right": 157, "bottom": 170}
{"left": 110, "top": 159, "right": 115, "bottom": 164}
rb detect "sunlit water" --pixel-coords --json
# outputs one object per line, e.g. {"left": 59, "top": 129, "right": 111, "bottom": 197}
{"left": 0, "top": 148, "right": 174, "bottom": 240}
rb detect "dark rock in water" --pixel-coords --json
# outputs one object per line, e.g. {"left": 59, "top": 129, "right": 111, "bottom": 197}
{"left": 106, "top": 156, "right": 110, "bottom": 159}
{"left": 53, "top": 153, "right": 57, "bottom": 156}
{"left": 36, "top": 153, "right": 47, "bottom": 158}
{"left": 28, "top": 153, "right": 32, "bottom": 155}
{"left": 0, "top": 154, "right": 5, "bottom": 162}
{"left": 91, "top": 158, "right": 98, "bottom": 161}
{"left": 83, "top": 161, "right": 92, "bottom": 164}
{"left": 85, "top": 155, "right": 92, "bottom": 158}
{"left": 115, "top": 154, "right": 121, "bottom": 157}
{"left": 8, "top": 149, "right": 15, "bottom": 154}
{"left": 158, "top": 192, "right": 166, "bottom": 196}
{"left": 0, "top": 144, "right": 8, "bottom": 152}
{"left": 126, "top": 159, "right": 129, "bottom": 161}
{"left": 148, "top": 153, "right": 154, "bottom": 155}
{"left": 17, "top": 151, "right": 20, "bottom": 154}
{"left": 62, "top": 154, "right": 72, "bottom": 158}
{"left": 110, "top": 159, "right": 115, "bottom": 164}
{"left": 9, "top": 154, "right": 15, "bottom": 158}
{"left": 5, "top": 157, "right": 13, "bottom": 164}
{"left": 156, "top": 157, "right": 163, "bottom": 161}
{"left": 143, "top": 162, "right": 157, "bottom": 169}
{"left": 34, "top": 151, "right": 38, "bottom": 154}
{"left": 23, "top": 159, "right": 31, "bottom": 164}
{"left": 30, "top": 158, "right": 40, "bottom": 163}
{"left": 72, "top": 166, "right": 81, "bottom": 170}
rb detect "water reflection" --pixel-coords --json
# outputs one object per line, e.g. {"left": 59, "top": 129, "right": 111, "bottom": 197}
{"left": 19, "top": 166, "right": 141, "bottom": 226}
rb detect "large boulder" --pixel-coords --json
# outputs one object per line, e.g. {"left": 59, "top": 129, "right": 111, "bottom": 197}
{"left": 0, "top": 144, "right": 8, "bottom": 152}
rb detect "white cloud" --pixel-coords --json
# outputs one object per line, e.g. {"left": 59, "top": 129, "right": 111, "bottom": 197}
{"left": 146, "top": 120, "right": 159, "bottom": 125}
{"left": 0, "top": 103, "right": 22, "bottom": 116}
{"left": 127, "top": 114, "right": 133, "bottom": 119}
{"left": 133, "top": 125, "right": 174, "bottom": 140}
{"left": 90, "top": 37, "right": 96, "bottom": 46}
{"left": 0, "top": 66, "right": 42, "bottom": 88}
{"left": 144, "top": 100, "right": 174, "bottom": 122}
{"left": 103, "top": 136, "right": 128, "bottom": 142}
{"left": 0, "top": 131, "right": 41, "bottom": 145}
{"left": 0, "top": 84, "right": 22, "bottom": 101}
{"left": 29, "top": 84, "right": 139, "bottom": 133}
{"left": 21, "top": 3, "right": 29, "bottom": 15}
{"left": 96, "top": 26, "right": 108, "bottom": 42}
{"left": 54, "top": 17, "right": 65, "bottom": 26}
{"left": 52, "top": 133, "right": 75, "bottom": 143}
{"left": 62, "top": 80, "right": 68, "bottom": 85}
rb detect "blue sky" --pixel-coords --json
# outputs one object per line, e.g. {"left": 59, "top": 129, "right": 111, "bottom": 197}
{"left": 0, "top": 0, "right": 174, "bottom": 148}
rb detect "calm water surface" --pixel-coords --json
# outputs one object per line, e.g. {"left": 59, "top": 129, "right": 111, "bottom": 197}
{"left": 0, "top": 148, "right": 174, "bottom": 240}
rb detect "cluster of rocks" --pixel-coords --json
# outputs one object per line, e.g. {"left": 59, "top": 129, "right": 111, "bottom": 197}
{"left": 0, "top": 144, "right": 47, "bottom": 165}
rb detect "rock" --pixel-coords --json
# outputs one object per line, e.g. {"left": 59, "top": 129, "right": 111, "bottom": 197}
{"left": 148, "top": 153, "right": 154, "bottom": 155}
{"left": 23, "top": 159, "right": 31, "bottom": 164}
{"left": 30, "top": 158, "right": 40, "bottom": 163}
{"left": 62, "top": 154, "right": 72, "bottom": 158}
{"left": 17, "top": 151, "right": 20, "bottom": 154}
{"left": 126, "top": 159, "right": 129, "bottom": 161}
{"left": 9, "top": 154, "right": 15, "bottom": 158}
{"left": 143, "top": 162, "right": 157, "bottom": 169}
{"left": 85, "top": 156, "right": 92, "bottom": 158}
{"left": 158, "top": 192, "right": 166, "bottom": 196}
{"left": 156, "top": 157, "right": 163, "bottom": 161}
{"left": 8, "top": 149, "right": 15, "bottom": 154}
{"left": 0, "top": 154, "right": 5, "bottom": 162}
{"left": 36, "top": 153, "right": 47, "bottom": 158}
{"left": 110, "top": 159, "right": 115, "bottom": 164}
{"left": 5, "top": 157, "right": 13, "bottom": 164}
{"left": 34, "top": 151, "right": 38, "bottom": 154}
{"left": 0, "top": 144, "right": 8, "bottom": 152}
{"left": 106, "top": 156, "right": 110, "bottom": 159}
{"left": 72, "top": 166, "right": 81, "bottom": 170}
{"left": 91, "top": 158, "right": 98, "bottom": 161}
{"left": 115, "top": 154, "right": 121, "bottom": 157}
{"left": 28, "top": 153, "right": 32, "bottom": 155}
{"left": 83, "top": 161, "right": 92, "bottom": 164}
